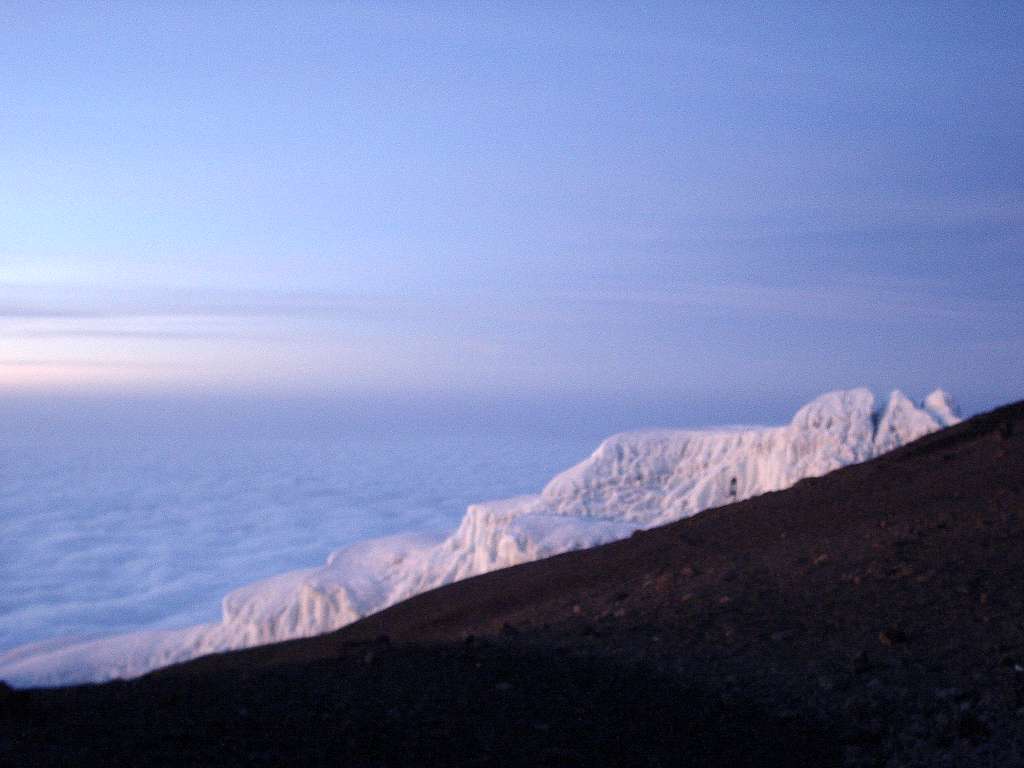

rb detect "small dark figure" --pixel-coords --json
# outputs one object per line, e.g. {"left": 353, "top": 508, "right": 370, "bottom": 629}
{"left": 729, "top": 477, "right": 737, "bottom": 500}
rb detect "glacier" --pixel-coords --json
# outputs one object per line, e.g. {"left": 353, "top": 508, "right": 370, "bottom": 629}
{"left": 0, "top": 387, "right": 960, "bottom": 687}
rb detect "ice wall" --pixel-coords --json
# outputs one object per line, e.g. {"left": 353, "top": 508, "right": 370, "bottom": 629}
{"left": 0, "top": 388, "right": 959, "bottom": 687}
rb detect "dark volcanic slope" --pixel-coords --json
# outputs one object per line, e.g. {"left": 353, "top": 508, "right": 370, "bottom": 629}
{"left": 3, "top": 401, "right": 1023, "bottom": 767}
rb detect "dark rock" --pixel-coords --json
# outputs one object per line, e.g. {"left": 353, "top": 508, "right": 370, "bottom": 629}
{"left": 957, "top": 712, "right": 991, "bottom": 743}
{"left": 852, "top": 651, "right": 871, "bottom": 674}
{"left": 879, "top": 628, "right": 909, "bottom": 647}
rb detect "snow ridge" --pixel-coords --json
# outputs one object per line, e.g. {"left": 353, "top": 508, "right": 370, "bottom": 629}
{"left": 0, "top": 388, "right": 960, "bottom": 687}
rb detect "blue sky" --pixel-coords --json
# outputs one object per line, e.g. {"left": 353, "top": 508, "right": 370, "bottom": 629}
{"left": 1, "top": 1, "right": 1021, "bottom": 417}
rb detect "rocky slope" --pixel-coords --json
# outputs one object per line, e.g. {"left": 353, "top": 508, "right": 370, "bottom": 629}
{"left": 1, "top": 396, "right": 1021, "bottom": 766}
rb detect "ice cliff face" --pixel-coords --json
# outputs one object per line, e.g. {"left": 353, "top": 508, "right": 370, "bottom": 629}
{"left": 0, "top": 388, "right": 960, "bottom": 687}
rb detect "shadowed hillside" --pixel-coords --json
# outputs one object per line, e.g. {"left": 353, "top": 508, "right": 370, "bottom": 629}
{"left": 3, "top": 399, "right": 1022, "bottom": 766}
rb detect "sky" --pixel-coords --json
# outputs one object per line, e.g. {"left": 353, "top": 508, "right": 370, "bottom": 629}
{"left": 1, "top": 1, "right": 1021, "bottom": 421}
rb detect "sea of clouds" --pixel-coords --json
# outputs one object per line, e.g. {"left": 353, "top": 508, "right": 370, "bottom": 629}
{"left": 0, "top": 398, "right": 600, "bottom": 653}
